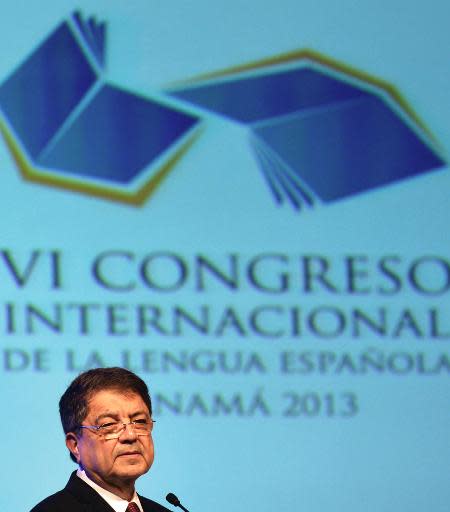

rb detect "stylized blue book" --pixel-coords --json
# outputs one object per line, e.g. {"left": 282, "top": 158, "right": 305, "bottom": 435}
{"left": 168, "top": 55, "right": 445, "bottom": 210}
{"left": 0, "top": 11, "right": 200, "bottom": 203}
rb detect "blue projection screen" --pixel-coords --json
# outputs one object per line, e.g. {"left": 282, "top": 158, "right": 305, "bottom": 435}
{"left": 0, "top": 2, "right": 449, "bottom": 511}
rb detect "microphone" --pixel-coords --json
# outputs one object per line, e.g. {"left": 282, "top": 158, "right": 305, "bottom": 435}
{"left": 166, "top": 492, "right": 190, "bottom": 512}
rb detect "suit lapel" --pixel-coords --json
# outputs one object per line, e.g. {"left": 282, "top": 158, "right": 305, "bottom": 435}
{"left": 139, "top": 494, "right": 170, "bottom": 512}
{"left": 65, "top": 471, "right": 118, "bottom": 512}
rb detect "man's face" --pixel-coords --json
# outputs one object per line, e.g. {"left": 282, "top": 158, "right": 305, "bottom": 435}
{"left": 66, "top": 388, "right": 154, "bottom": 494}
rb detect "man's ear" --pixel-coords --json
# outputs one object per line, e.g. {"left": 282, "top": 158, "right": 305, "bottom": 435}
{"left": 66, "top": 432, "right": 80, "bottom": 463}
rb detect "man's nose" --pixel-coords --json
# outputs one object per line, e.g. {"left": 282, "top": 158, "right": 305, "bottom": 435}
{"left": 118, "top": 423, "right": 138, "bottom": 441}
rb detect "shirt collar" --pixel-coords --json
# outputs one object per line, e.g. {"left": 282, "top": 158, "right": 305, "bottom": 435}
{"left": 76, "top": 468, "right": 143, "bottom": 512}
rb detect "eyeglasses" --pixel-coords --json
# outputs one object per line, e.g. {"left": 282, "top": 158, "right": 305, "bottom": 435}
{"left": 78, "top": 419, "right": 155, "bottom": 440}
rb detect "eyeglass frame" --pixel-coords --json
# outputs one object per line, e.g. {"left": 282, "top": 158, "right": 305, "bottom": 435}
{"left": 77, "top": 419, "right": 156, "bottom": 439}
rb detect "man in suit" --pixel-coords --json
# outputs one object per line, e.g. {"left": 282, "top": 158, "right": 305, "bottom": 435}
{"left": 30, "top": 367, "right": 172, "bottom": 512}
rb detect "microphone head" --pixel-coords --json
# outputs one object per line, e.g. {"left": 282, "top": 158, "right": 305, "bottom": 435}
{"left": 166, "top": 493, "right": 181, "bottom": 507}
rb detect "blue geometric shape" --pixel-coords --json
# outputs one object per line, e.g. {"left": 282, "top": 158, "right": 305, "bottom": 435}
{"left": 73, "top": 11, "right": 106, "bottom": 69}
{"left": 91, "top": 21, "right": 107, "bottom": 68}
{"left": 250, "top": 134, "right": 314, "bottom": 210}
{"left": 38, "top": 84, "right": 198, "bottom": 184}
{"left": 0, "top": 11, "right": 200, "bottom": 193}
{"left": 253, "top": 95, "right": 444, "bottom": 202}
{"left": 169, "top": 65, "right": 445, "bottom": 206}
{"left": 170, "top": 68, "right": 368, "bottom": 123}
{"left": 0, "top": 21, "right": 96, "bottom": 159}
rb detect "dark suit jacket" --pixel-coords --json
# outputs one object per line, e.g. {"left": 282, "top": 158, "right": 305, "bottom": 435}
{"left": 30, "top": 471, "right": 172, "bottom": 512}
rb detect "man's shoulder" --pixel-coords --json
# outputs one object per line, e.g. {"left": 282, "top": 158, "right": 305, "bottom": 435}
{"left": 140, "top": 495, "right": 172, "bottom": 512}
{"left": 29, "top": 471, "right": 101, "bottom": 511}
{"left": 29, "top": 488, "right": 79, "bottom": 512}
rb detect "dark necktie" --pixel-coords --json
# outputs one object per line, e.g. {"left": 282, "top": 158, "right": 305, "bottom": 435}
{"left": 126, "top": 502, "right": 140, "bottom": 512}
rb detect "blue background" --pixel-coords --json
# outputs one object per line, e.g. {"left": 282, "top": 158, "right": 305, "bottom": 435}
{"left": 0, "top": 2, "right": 448, "bottom": 511}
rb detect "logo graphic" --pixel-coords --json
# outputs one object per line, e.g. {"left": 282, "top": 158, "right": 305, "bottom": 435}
{"left": 0, "top": 11, "right": 445, "bottom": 209}
{"left": 168, "top": 55, "right": 445, "bottom": 210}
{"left": 0, "top": 12, "right": 201, "bottom": 205}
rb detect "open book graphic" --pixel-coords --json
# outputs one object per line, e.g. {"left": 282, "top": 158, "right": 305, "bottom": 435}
{"left": 169, "top": 59, "right": 445, "bottom": 210}
{"left": 0, "top": 11, "right": 200, "bottom": 202}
